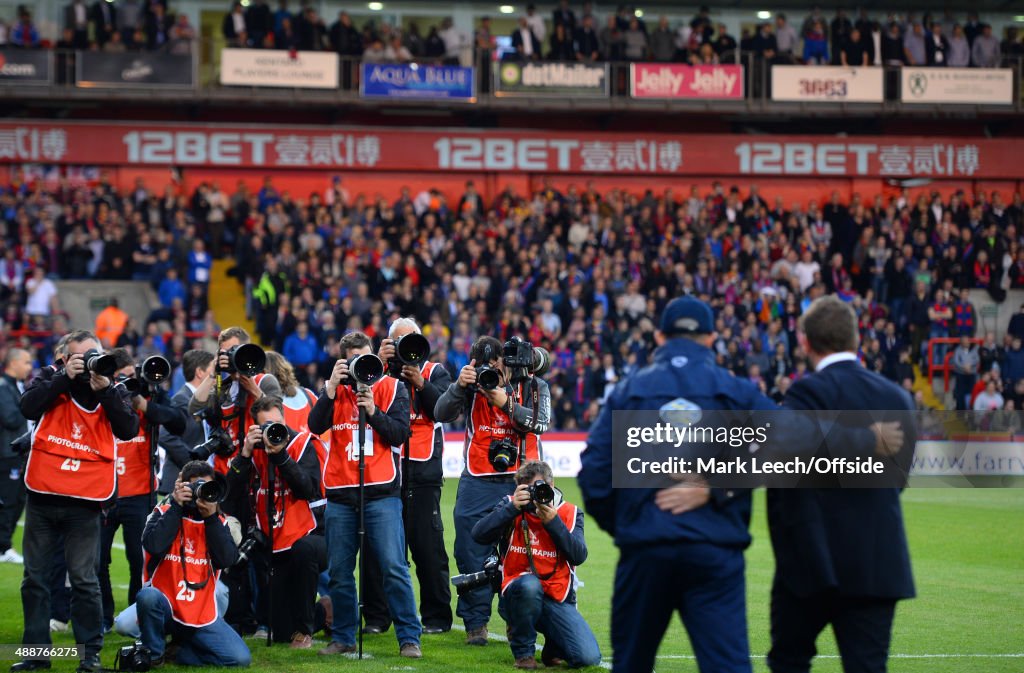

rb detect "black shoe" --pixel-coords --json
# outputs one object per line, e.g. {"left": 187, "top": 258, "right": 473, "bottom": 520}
{"left": 10, "top": 661, "right": 51, "bottom": 672}
{"left": 423, "top": 625, "right": 450, "bottom": 634}
{"left": 149, "top": 655, "right": 165, "bottom": 668}
{"left": 75, "top": 655, "right": 101, "bottom": 673}
{"left": 362, "top": 624, "right": 387, "bottom": 635}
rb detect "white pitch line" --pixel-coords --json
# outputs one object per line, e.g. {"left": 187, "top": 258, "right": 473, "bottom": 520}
{"left": 452, "top": 624, "right": 612, "bottom": 669}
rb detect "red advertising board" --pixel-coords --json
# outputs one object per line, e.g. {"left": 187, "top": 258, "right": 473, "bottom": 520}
{"left": 630, "top": 63, "right": 744, "bottom": 100}
{"left": 0, "top": 121, "right": 1020, "bottom": 179}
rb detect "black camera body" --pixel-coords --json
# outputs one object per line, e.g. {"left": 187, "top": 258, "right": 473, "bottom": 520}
{"left": 190, "top": 426, "right": 235, "bottom": 461}
{"left": 502, "top": 337, "right": 551, "bottom": 384}
{"left": 220, "top": 344, "right": 266, "bottom": 377}
{"left": 451, "top": 554, "right": 501, "bottom": 596}
{"left": 488, "top": 437, "right": 519, "bottom": 472}
{"left": 115, "top": 640, "right": 151, "bottom": 672}
{"left": 476, "top": 365, "right": 502, "bottom": 391}
{"left": 257, "top": 421, "right": 289, "bottom": 448}
{"left": 528, "top": 479, "right": 555, "bottom": 506}
{"left": 187, "top": 473, "right": 228, "bottom": 505}
{"left": 79, "top": 349, "right": 118, "bottom": 381}
{"left": 236, "top": 526, "right": 269, "bottom": 564}
{"left": 387, "top": 332, "right": 431, "bottom": 378}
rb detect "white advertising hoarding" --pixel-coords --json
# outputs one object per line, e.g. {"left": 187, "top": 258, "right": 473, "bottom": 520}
{"left": 901, "top": 67, "right": 1013, "bottom": 105}
{"left": 220, "top": 48, "right": 338, "bottom": 89}
{"left": 772, "top": 65, "right": 883, "bottom": 103}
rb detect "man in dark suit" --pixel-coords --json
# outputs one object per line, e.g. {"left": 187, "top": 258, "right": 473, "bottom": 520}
{"left": 157, "top": 350, "right": 214, "bottom": 495}
{"left": 90, "top": 0, "right": 118, "bottom": 46}
{"left": 767, "top": 295, "right": 916, "bottom": 673}
{"left": 0, "top": 348, "right": 32, "bottom": 564}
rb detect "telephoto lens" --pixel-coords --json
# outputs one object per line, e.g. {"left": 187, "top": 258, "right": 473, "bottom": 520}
{"left": 349, "top": 353, "right": 385, "bottom": 386}
{"left": 261, "top": 421, "right": 289, "bottom": 447}
{"left": 138, "top": 355, "right": 172, "bottom": 384}
{"left": 476, "top": 365, "right": 501, "bottom": 390}
{"left": 226, "top": 344, "right": 266, "bottom": 377}
{"left": 188, "top": 474, "right": 228, "bottom": 504}
{"left": 388, "top": 333, "right": 431, "bottom": 377}
{"left": 81, "top": 349, "right": 118, "bottom": 379}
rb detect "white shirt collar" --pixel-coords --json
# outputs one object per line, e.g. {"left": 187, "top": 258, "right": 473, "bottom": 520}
{"left": 815, "top": 351, "right": 858, "bottom": 372}
{"left": 185, "top": 382, "right": 198, "bottom": 394}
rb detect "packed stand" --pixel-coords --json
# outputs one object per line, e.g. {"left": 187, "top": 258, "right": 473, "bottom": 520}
{"left": 4, "top": 168, "right": 1024, "bottom": 428}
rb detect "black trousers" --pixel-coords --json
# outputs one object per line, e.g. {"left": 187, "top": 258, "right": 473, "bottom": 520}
{"left": 21, "top": 497, "right": 104, "bottom": 660}
{"left": 0, "top": 455, "right": 26, "bottom": 551}
{"left": 254, "top": 534, "right": 328, "bottom": 641}
{"left": 768, "top": 577, "right": 897, "bottom": 673}
{"left": 98, "top": 494, "right": 151, "bottom": 628}
{"left": 364, "top": 483, "right": 452, "bottom": 630}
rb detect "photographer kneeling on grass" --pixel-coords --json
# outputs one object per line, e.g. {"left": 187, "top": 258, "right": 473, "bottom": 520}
{"left": 135, "top": 460, "right": 251, "bottom": 668}
{"left": 471, "top": 461, "right": 601, "bottom": 670}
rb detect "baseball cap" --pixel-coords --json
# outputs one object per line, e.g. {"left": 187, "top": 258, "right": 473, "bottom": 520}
{"left": 660, "top": 296, "right": 715, "bottom": 336}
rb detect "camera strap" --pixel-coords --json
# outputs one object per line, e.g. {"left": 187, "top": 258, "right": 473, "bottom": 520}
{"left": 178, "top": 528, "right": 213, "bottom": 592}
{"left": 520, "top": 514, "right": 555, "bottom": 581}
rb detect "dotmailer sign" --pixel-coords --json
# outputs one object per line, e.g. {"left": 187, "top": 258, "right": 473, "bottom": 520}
{"left": 495, "top": 61, "right": 608, "bottom": 97}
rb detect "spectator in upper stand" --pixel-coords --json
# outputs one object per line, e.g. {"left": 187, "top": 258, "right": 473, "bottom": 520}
{"left": 952, "top": 336, "right": 979, "bottom": 411}
{"left": 91, "top": 0, "right": 118, "bottom": 47}
{"left": 272, "top": 0, "right": 290, "bottom": 38}
{"left": 649, "top": 16, "right": 674, "bottom": 62}
{"left": 971, "top": 24, "right": 1000, "bottom": 68}
{"left": 169, "top": 14, "right": 196, "bottom": 55}
{"left": 712, "top": 22, "right": 737, "bottom": 60}
{"left": 803, "top": 19, "right": 828, "bottom": 64}
{"left": 774, "top": 13, "right": 798, "bottom": 63}
{"left": 439, "top": 17, "right": 468, "bottom": 65}
{"left": 574, "top": 14, "right": 600, "bottom": 62}
{"left": 903, "top": 22, "right": 926, "bottom": 65}
{"left": 841, "top": 27, "right": 869, "bottom": 66}
{"left": 385, "top": 35, "right": 412, "bottom": 62}
{"left": 549, "top": 23, "right": 576, "bottom": 61}
{"left": 751, "top": 22, "right": 777, "bottom": 62}
{"left": 947, "top": 24, "right": 970, "bottom": 67}
{"left": 881, "top": 22, "right": 905, "bottom": 65}
{"left": 1003, "top": 27, "right": 1024, "bottom": 58}
{"left": 511, "top": 17, "right": 541, "bottom": 61}
{"left": 925, "top": 22, "right": 949, "bottom": 66}
{"left": 552, "top": 0, "right": 576, "bottom": 34}
{"left": 952, "top": 289, "right": 976, "bottom": 338}
{"left": 283, "top": 321, "right": 319, "bottom": 368}
{"left": 690, "top": 4, "right": 713, "bottom": 44}
{"left": 65, "top": 0, "right": 90, "bottom": 48}
{"left": 145, "top": 3, "right": 173, "bottom": 50}
{"left": 223, "top": 2, "right": 248, "bottom": 47}
{"left": 329, "top": 11, "right": 362, "bottom": 57}
{"left": 830, "top": 8, "right": 853, "bottom": 64}
{"left": 103, "top": 30, "right": 127, "bottom": 52}
{"left": 525, "top": 3, "right": 546, "bottom": 44}
{"left": 622, "top": 17, "right": 647, "bottom": 61}
{"left": 245, "top": 0, "right": 272, "bottom": 47}
{"left": 11, "top": 8, "right": 40, "bottom": 47}
{"left": 963, "top": 11, "right": 982, "bottom": 47}
{"left": 598, "top": 14, "right": 623, "bottom": 61}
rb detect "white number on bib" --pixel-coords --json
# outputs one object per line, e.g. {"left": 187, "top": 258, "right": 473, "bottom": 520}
{"left": 116, "top": 457, "right": 126, "bottom": 475}
{"left": 176, "top": 580, "right": 196, "bottom": 602}
{"left": 60, "top": 458, "right": 81, "bottom": 472}
{"left": 344, "top": 428, "right": 374, "bottom": 461}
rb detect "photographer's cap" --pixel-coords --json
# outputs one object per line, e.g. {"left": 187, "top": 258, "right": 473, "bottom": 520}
{"left": 660, "top": 296, "right": 714, "bottom": 336}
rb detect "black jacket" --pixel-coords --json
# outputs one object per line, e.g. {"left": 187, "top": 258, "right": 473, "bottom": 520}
{"left": 406, "top": 363, "right": 452, "bottom": 487}
{"left": 158, "top": 383, "right": 205, "bottom": 494}
{"left": 0, "top": 374, "right": 27, "bottom": 460}
{"left": 143, "top": 499, "right": 239, "bottom": 576}
{"left": 308, "top": 382, "right": 410, "bottom": 506}
{"left": 472, "top": 494, "right": 587, "bottom": 567}
{"left": 767, "top": 360, "right": 916, "bottom": 599}
{"left": 225, "top": 427, "right": 323, "bottom": 524}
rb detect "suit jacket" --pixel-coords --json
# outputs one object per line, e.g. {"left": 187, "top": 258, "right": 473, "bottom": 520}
{"left": 511, "top": 27, "right": 542, "bottom": 58}
{"left": 90, "top": 1, "right": 117, "bottom": 42}
{"left": 768, "top": 359, "right": 916, "bottom": 600}
{"left": 157, "top": 383, "right": 203, "bottom": 494}
{"left": 0, "top": 376, "right": 28, "bottom": 460}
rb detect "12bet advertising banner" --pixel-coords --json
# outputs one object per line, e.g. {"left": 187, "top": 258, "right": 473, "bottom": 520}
{"left": 0, "top": 121, "right": 1021, "bottom": 178}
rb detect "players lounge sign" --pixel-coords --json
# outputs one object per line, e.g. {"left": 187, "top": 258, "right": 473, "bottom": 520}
{"left": 495, "top": 62, "right": 608, "bottom": 97}
{"left": 0, "top": 121, "right": 1020, "bottom": 178}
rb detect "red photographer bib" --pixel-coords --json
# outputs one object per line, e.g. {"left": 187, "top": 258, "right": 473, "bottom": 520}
{"left": 26, "top": 394, "right": 117, "bottom": 501}
{"left": 323, "top": 378, "right": 399, "bottom": 489}
{"left": 501, "top": 501, "right": 577, "bottom": 603}
{"left": 145, "top": 504, "right": 220, "bottom": 627}
{"left": 252, "top": 431, "right": 320, "bottom": 552}
{"left": 408, "top": 362, "right": 442, "bottom": 462}
{"left": 283, "top": 388, "right": 318, "bottom": 434}
{"left": 465, "top": 389, "right": 541, "bottom": 477}
{"left": 214, "top": 373, "right": 267, "bottom": 474}
{"left": 115, "top": 409, "right": 157, "bottom": 498}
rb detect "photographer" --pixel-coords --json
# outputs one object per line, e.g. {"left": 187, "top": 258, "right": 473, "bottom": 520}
{"left": 189, "top": 327, "right": 281, "bottom": 475}
{"left": 136, "top": 460, "right": 250, "bottom": 667}
{"left": 363, "top": 317, "right": 453, "bottom": 634}
{"left": 16, "top": 330, "right": 139, "bottom": 673}
{"left": 307, "top": 331, "right": 422, "bottom": 659}
{"left": 99, "top": 349, "right": 188, "bottom": 633}
{"left": 471, "top": 461, "right": 600, "bottom": 670}
{"left": 0, "top": 348, "right": 32, "bottom": 565}
{"left": 435, "top": 336, "right": 550, "bottom": 645}
{"left": 225, "top": 395, "right": 327, "bottom": 648}
{"left": 158, "top": 350, "right": 216, "bottom": 496}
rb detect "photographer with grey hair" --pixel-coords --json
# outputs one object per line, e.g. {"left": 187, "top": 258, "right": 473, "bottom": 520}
{"left": 362, "top": 317, "right": 454, "bottom": 634}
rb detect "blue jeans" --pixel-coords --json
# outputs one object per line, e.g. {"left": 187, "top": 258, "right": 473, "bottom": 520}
{"left": 115, "top": 581, "right": 229, "bottom": 639}
{"left": 498, "top": 575, "right": 601, "bottom": 667}
{"left": 135, "top": 586, "right": 250, "bottom": 667}
{"left": 324, "top": 497, "right": 421, "bottom": 647}
{"left": 454, "top": 475, "right": 517, "bottom": 630}
{"left": 929, "top": 326, "right": 950, "bottom": 365}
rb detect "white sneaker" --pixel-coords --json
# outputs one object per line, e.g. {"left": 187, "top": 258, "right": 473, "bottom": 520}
{"left": 0, "top": 548, "right": 23, "bottom": 564}
{"left": 251, "top": 628, "right": 269, "bottom": 640}
{"left": 49, "top": 619, "right": 69, "bottom": 633}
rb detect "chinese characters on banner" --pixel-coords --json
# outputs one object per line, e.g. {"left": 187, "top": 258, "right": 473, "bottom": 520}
{"left": 0, "top": 122, "right": 1016, "bottom": 178}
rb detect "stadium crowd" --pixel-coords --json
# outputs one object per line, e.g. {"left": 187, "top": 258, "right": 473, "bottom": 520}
{"left": 3, "top": 170, "right": 1024, "bottom": 427}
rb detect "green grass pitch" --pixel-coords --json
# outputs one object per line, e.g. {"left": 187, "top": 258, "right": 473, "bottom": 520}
{"left": 0, "top": 483, "right": 1021, "bottom": 672}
